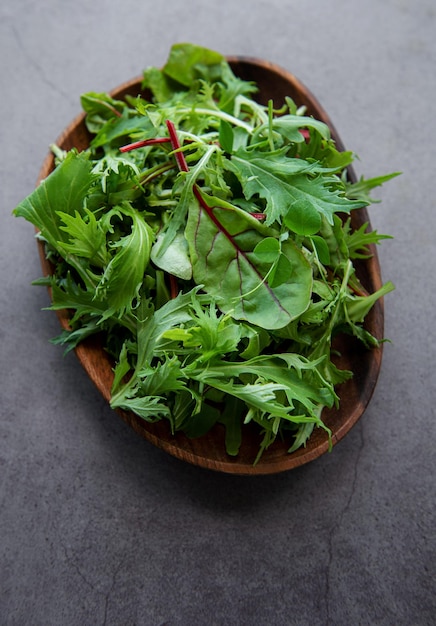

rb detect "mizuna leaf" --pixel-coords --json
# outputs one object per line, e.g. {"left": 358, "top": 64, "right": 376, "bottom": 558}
{"left": 185, "top": 190, "right": 312, "bottom": 330}
{"left": 97, "top": 204, "right": 154, "bottom": 318}
{"left": 57, "top": 208, "right": 109, "bottom": 268}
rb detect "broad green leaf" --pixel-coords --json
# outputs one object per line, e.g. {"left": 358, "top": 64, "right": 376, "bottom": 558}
{"left": 284, "top": 197, "right": 321, "bottom": 235}
{"left": 185, "top": 191, "right": 312, "bottom": 330}
{"left": 268, "top": 253, "right": 294, "bottom": 288}
{"left": 253, "top": 237, "right": 280, "bottom": 263}
{"left": 161, "top": 42, "right": 224, "bottom": 87}
{"left": 13, "top": 151, "right": 96, "bottom": 251}
{"left": 150, "top": 230, "right": 193, "bottom": 280}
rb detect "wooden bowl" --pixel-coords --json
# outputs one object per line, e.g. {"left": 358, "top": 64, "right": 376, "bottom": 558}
{"left": 36, "top": 57, "right": 385, "bottom": 475}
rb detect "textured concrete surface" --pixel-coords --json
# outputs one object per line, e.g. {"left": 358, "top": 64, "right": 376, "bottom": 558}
{"left": 1, "top": 1, "right": 435, "bottom": 624}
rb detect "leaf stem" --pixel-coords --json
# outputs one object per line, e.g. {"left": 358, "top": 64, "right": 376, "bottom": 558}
{"left": 166, "top": 120, "right": 190, "bottom": 172}
{"left": 120, "top": 137, "right": 171, "bottom": 152}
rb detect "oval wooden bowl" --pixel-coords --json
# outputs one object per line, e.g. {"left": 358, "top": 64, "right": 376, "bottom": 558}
{"left": 36, "top": 57, "right": 385, "bottom": 475}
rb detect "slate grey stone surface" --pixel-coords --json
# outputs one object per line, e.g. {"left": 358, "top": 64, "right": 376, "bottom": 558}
{"left": 1, "top": 1, "right": 435, "bottom": 624}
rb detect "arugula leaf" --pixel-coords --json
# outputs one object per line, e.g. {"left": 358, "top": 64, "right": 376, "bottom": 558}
{"left": 343, "top": 219, "right": 393, "bottom": 259}
{"left": 228, "top": 148, "right": 366, "bottom": 227}
{"left": 345, "top": 172, "right": 401, "bottom": 203}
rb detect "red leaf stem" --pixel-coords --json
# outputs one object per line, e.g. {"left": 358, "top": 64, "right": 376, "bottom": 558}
{"left": 120, "top": 137, "right": 171, "bottom": 153}
{"left": 169, "top": 274, "right": 179, "bottom": 299}
{"left": 165, "top": 120, "right": 190, "bottom": 173}
{"left": 165, "top": 119, "right": 258, "bottom": 253}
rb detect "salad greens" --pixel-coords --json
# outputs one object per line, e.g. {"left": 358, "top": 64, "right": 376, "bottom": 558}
{"left": 14, "top": 43, "right": 396, "bottom": 462}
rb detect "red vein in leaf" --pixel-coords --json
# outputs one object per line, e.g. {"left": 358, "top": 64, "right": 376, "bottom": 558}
{"left": 98, "top": 101, "right": 122, "bottom": 118}
{"left": 165, "top": 120, "right": 236, "bottom": 241}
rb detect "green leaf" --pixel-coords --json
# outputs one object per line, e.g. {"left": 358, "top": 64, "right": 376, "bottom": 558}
{"left": 253, "top": 237, "right": 280, "bottom": 263}
{"left": 111, "top": 342, "right": 132, "bottom": 394}
{"left": 192, "top": 353, "right": 335, "bottom": 415}
{"left": 137, "top": 356, "right": 187, "bottom": 396}
{"left": 57, "top": 207, "right": 109, "bottom": 267}
{"left": 161, "top": 42, "right": 225, "bottom": 87}
{"left": 268, "top": 253, "right": 294, "bottom": 288}
{"left": 219, "top": 397, "right": 244, "bottom": 456}
{"left": 271, "top": 115, "right": 331, "bottom": 143}
{"left": 175, "top": 301, "right": 242, "bottom": 362}
{"left": 13, "top": 151, "right": 96, "bottom": 251}
{"left": 150, "top": 230, "right": 193, "bottom": 280}
{"left": 345, "top": 172, "right": 401, "bottom": 203}
{"left": 229, "top": 148, "right": 366, "bottom": 226}
{"left": 343, "top": 220, "right": 393, "bottom": 259}
{"left": 89, "top": 110, "right": 153, "bottom": 149}
{"left": 135, "top": 290, "right": 199, "bottom": 371}
{"left": 309, "top": 235, "right": 331, "bottom": 265}
{"left": 287, "top": 422, "right": 316, "bottom": 453}
{"left": 97, "top": 204, "right": 154, "bottom": 318}
{"left": 185, "top": 191, "right": 312, "bottom": 329}
{"left": 219, "top": 119, "right": 234, "bottom": 153}
{"left": 346, "top": 281, "right": 395, "bottom": 323}
{"left": 112, "top": 395, "right": 171, "bottom": 422}
{"left": 283, "top": 197, "right": 322, "bottom": 235}
{"left": 183, "top": 404, "right": 221, "bottom": 438}
{"left": 47, "top": 272, "right": 108, "bottom": 325}
{"left": 80, "top": 92, "right": 125, "bottom": 133}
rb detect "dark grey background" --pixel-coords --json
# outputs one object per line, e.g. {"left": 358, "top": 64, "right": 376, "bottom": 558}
{"left": 1, "top": 1, "right": 435, "bottom": 624}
